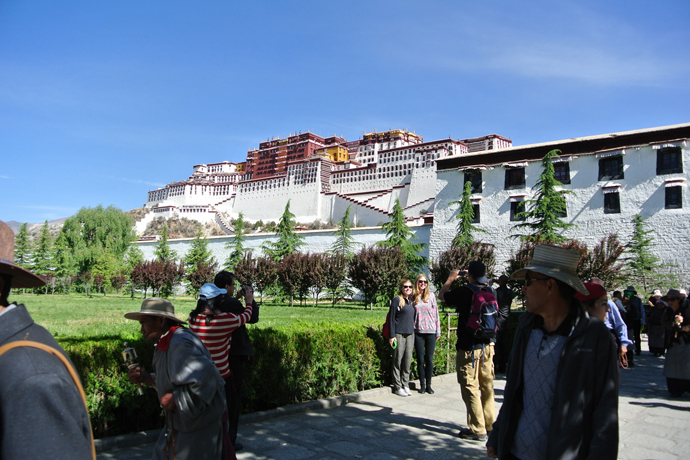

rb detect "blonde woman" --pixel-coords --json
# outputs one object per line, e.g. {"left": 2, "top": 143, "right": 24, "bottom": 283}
{"left": 388, "top": 279, "right": 415, "bottom": 397}
{"left": 413, "top": 274, "right": 441, "bottom": 393}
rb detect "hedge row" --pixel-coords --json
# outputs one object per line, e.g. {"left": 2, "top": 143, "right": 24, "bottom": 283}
{"left": 58, "top": 314, "right": 520, "bottom": 438}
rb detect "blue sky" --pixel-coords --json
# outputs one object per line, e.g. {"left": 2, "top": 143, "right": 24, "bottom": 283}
{"left": 2, "top": 0, "right": 689, "bottom": 224}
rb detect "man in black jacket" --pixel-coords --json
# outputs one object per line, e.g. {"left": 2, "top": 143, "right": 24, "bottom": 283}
{"left": 486, "top": 245, "right": 619, "bottom": 460}
{"left": 215, "top": 270, "right": 260, "bottom": 452}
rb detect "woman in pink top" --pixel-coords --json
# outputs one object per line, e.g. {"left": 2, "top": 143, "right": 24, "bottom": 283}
{"left": 188, "top": 283, "right": 253, "bottom": 412}
{"left": 413, "top": 274, "right": 441, "bottom": 394}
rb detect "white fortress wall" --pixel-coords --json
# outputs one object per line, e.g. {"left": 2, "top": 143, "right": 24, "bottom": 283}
{"left": 134, "top": 225, "right": 432, "bottom": 268}
{"left": 429, "top": 133, "right": 690, "bottom": 286}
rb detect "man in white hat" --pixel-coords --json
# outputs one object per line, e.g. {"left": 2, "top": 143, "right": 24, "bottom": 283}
{"left": 125, "top": 297, "right": 227, "bottom": 460}
{"left": 0, "top": 221, "right": 94, "bottom": 459}
{"left": 486, "top": 245, "right": 619, "bottom": 460}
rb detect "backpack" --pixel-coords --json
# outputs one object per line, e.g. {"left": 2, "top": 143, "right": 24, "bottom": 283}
{"left": 466, "top": 284, "right": 499, "bottom": 340}
{"left": 382, "top": 311, "right": 391, "bottom": 339}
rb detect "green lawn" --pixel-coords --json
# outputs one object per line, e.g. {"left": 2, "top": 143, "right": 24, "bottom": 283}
{"left": 10, "top": 293, "right": 388, "bottom": 337}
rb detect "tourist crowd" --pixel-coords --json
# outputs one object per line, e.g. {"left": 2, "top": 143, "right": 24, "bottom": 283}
{"left": 4, "top": 211, "right": 689, "bottom": 460}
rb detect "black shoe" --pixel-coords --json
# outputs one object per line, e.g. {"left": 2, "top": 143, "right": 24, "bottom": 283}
{"left": 458, "top": 428, "right": 487, "bottom": 442}
{"left": 628, "top": 362, "right": 635, "bottom": 368}
{"left": 418, "top": 387, "right": 426, "bottom": 394}
{"left": 426, "top": 387, "right": 434, "bottom": 394}
{"left": 234, "top": 442, "right": 244, "bottom": 452}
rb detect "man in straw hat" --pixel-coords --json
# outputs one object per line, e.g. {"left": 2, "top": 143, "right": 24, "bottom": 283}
{"left": 486, "top": 245, "right": 619, "bottom": 460}
{"left": 125, "top": 297, "right": 227, "bottom": 460}
{"left": 0, "top": 221, "right": 94, "bottom": 459}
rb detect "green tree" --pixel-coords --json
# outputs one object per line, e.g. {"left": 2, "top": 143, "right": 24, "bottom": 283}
{"left": 154, "top": 223, "right": 177, "bottom": 262}
{"left": 624, "top": 214, "right": 662, "bottom": 292}
{"left": 512, "top": 149, "right": 574, "bottom": 244}
{"left": 330, "top": 205, "right": 358, "bottom": 258}
{"left": 33, "top": 221, "right": 54, "bottom": 276}
{"left": 124, "top": 245, "right": 145, "bottom": 274}
{"left": 14, "top": 223, "right": 33, "bottom": 269}
{"left": 377, "top": 198, "right": 427, "bottom": 273}
{"left": 262, "top": 200, "right": 305, "bottom": 261}
{"left": 429, "top": 242, "right": 496, "bottom": 303}
{"left": 184, "top": 228, "right": 215, "bottom": 276}
{"left": 224, "top": 212, "right": 247, "bottom": 269}
{"left": 52, "top": 231, "right": 76, "bottom": 294}
{"left": 61, "top": 205, "right": 136, "bottom": 273}
{"left": 450, "top": 181, "right": 486, "bottom": 248}
{"left": 349, "top": 245, "right": 408, "bottom": 309}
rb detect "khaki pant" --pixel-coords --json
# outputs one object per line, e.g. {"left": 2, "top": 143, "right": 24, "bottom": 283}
{"left": 456, "top": 343, "right": 496, "bottom": 436}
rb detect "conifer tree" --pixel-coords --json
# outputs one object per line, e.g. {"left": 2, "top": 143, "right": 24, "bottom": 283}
{"left": 14, "top": 223, "right": 33, "bottom": 269}
{"left": 224, "top": 212, "right": 247, "bottom": 269}
{"left": 330, "top": 205, "right": 358, "bottom": 258}
{"left": 184, "top": 227, "right": 215, "bottom": 274}
{"left": 262, "top": 200, "right": 305, "bottom": 261}
{"left": 154, "top": 223, "right": 177, "bottom": 262}
{"left": 624, "top": 214, "right": 661, "bottom": 292}
{"left": 512, "top": 149, "right": 574, "bottom": 243}
{"left": 52, "top": 231, "right": 76, "bottom": 294}
{"left": 451, "top": 181, "right": 485, "bottom": 248}
{"left": 33, "top": 221, "right": 53, "bottom": 276}
{"left": 377, "top": 198, "right": 427, "bottom": 273}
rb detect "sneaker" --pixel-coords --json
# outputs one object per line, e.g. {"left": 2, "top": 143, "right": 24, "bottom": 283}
{"left": 458, "top": 428, "right": 488, "bottom": 442}
{"left": 404, "top": 387, "right": 412, "bottom": 396}
{"left": 395, "top": 388, "right": 408, "bottom": 397}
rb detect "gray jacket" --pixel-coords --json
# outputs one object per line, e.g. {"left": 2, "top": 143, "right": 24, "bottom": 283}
{"left": 0, "top": 304, "right": 93, "bottom": 460}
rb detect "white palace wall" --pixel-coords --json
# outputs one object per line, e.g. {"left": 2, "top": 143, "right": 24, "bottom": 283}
{"left": 429, "top": 139, "right": 690, "bottom": 287}
{"left": 134, "top": 225, "right": 432, "bottom": 267}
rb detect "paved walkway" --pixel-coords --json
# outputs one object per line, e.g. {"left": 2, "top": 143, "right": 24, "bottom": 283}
{"left": 98, "top": 342, "right": 690, "bottom": 460}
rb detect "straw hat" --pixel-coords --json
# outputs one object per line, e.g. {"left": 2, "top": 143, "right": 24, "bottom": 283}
{"left": 124, "top": 297, "right": 186, "bottom": 324}
{"left": 0, "top": 221, "right": 45, "bottom": 288}
{"left": 510, "top": 244, "right": 588, "bottom": 295}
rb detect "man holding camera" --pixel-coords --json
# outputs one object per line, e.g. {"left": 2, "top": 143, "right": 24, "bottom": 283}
{"left": 438, "top": 260, "right": 496, "bottom": 442}
{"left": 214, "top": 271, "right": 259, "bottom": 452}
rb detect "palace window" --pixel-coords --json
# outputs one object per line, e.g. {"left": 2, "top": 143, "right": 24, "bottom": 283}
{"left": 472, "top": 204, "right": 480, "bottom": 224}
{"left": 464, "top": 171, "right": 483, "bottom": 193}
{"left": 666, "top": 185, "right": 682, "bottom": 209}
{"left": 604, "top": 191, "right": 621, "bottom": 214}
{"left": 510, "top": 200, "right": 526, "bottom": 221}
{"left": 598, "top": 156, "right": 624, "bottom": 181}
{"left": 657, "top": 147, "right": 683, "bottom": 175}
{"left": 554, "top": 162, "right": 571, "bottom": 184}
{"left": 505, "top": 168, "right": 526, "bottom": 190}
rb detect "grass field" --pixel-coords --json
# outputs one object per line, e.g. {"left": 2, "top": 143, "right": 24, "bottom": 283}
{"left": 10, "top": 293, "right": 392, "bottom": 337}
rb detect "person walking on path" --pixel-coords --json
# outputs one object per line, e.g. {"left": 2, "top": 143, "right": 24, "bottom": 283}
{"left": 439, "top": 260, "right": 496, "bottom": 442}
{"left": 623, "top": 286, "right": 645, "bottom": 366}
{"left": 661, "top": 289, "right": 690, "bottom": 397}
{"left": 214, "top": 271, "right": 259, "bottom": 452}
{"left": 125, "top": 298, "right": 228, "bottom": 460}
{"left": 412, "top": 274, "right": 441, "bottom": 394}
{"left": 388, "top": 278, "right": 415, "bottom": 397}
{"left": 493, "top": 275, "right": 515, "bottom": 374}
{"left": 647, "top": 294, "right": 668, "bottom": 357}
{"left": 486, "top": 245, "right": 619, "bottom": 460}
{"left": 0, "top": 221, "right": 94, "bottom": 460}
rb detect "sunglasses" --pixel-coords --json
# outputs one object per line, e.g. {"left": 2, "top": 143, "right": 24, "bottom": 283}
{"left": 403, "top": 285, "right": 413, "bottom": 289}
{"left": 524, "top": 276, "right": 551, "bottom": 287}
{"left": 418, "top": 280, "right": 428, "bottom": 284}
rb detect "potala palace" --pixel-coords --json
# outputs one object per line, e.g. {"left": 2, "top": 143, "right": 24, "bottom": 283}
{"left": 137, "top": 123, "right": 690, "bottom": 285}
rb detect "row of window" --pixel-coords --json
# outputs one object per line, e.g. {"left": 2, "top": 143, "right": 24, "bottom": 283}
{"left": 468, "top": 186, "right": 684, "bottom": 224}
{"left": 464, "top": 147, "right": 684, "bottom": 193}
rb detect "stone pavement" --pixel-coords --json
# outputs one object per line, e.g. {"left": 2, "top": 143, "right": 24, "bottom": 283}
{"left": 98, "top": 341, "right": 690, "bottom": 460}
